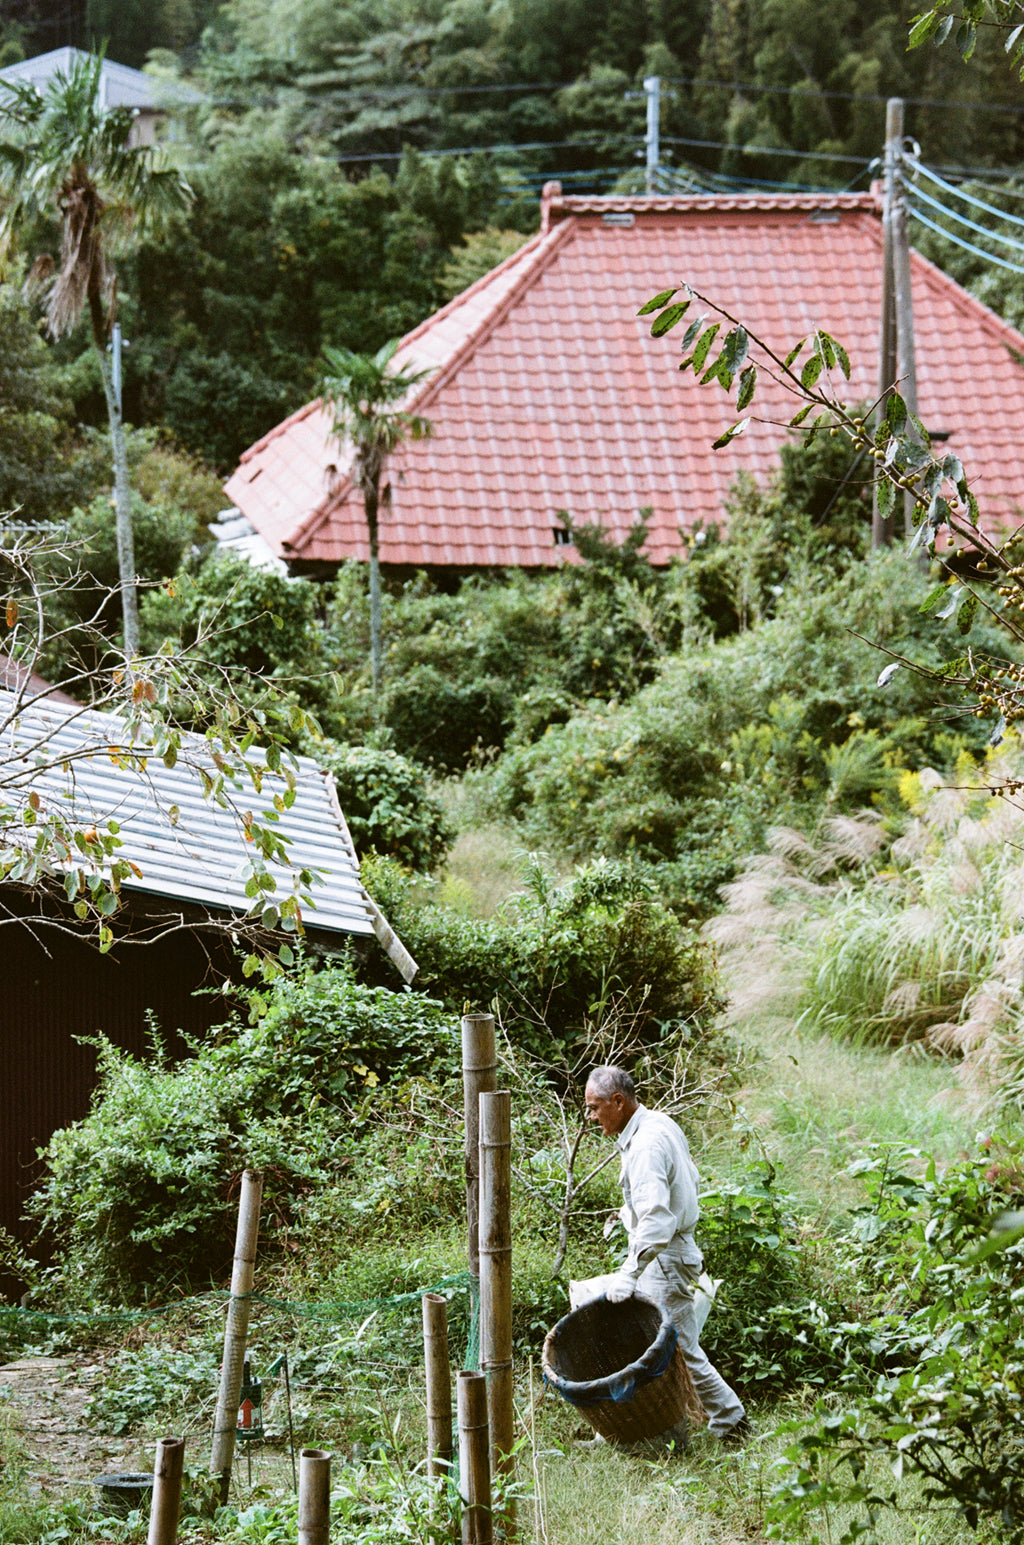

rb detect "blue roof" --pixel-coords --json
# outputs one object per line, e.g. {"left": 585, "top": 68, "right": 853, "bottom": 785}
{"left": 0, "top": 48, "right": 204, "bottom": 110}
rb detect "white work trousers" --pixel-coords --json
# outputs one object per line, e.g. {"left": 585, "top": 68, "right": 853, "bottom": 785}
{"left": 637, "top": 1255, "right": 746, "bottom": 1436}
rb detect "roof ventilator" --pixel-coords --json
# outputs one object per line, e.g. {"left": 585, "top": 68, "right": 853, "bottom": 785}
{"left": 602, "top": 212, "right": 635, "bottom": 227}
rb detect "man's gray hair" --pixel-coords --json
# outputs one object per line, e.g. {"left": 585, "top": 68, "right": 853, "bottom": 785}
{"left": 587, "top": 1065, "right": 636, "bottom": 1100}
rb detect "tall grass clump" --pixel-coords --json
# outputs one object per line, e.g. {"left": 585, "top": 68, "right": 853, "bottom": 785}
{"left": 709, "top": 744, "right": 1024, "bottom": 1112}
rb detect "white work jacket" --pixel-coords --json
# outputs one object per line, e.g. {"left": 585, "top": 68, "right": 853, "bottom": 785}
{"left": 615, "top": 1103, "right": 702, "bottom": 1284}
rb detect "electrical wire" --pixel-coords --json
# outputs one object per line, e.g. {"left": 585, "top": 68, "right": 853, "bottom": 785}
{"left": 904, "top": 153, "right": 1024, "bottom": 231}
{"left": 906, "top": 199, "right": 1024, "bottom": 274}
{"left": 906, "top": 179, "right": 1024, "bottom": 256}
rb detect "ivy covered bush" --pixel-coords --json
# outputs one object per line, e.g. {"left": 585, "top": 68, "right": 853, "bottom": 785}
{"left": 318, "top": 741, "right": 455, "bottom": 873}
{"left": 27, "top": 967, "right": 455, "bottom": 1300}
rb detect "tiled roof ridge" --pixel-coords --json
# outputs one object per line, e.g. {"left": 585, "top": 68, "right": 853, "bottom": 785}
{"left": 540, "top": 179, "right": 883, "bottom": 228}
{"left": 283, "top": 218, "right": 578, "bottom": 556}
{"left": 238, "top": 224, "right": 554, "bottom": 470}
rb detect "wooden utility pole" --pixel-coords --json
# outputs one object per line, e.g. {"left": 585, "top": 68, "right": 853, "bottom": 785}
{"left": 644, "top": 76, "right": 660, "bottom": 194}
{"left": 874, "top": 98, "right": 919, "bottom": 548}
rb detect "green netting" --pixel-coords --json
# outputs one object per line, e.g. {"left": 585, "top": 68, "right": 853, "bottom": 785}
{"left": 0, "top": 1270, "right": 480, "bottom": 1363}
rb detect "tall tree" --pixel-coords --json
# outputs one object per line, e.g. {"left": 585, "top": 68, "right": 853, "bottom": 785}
{"left": 0, "top": 51, "right": 192, "bottom": 655}
{"left": 320, "top": 340, "right": 431, "bottom": 693}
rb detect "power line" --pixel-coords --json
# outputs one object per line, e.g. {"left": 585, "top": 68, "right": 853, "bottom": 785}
{"left": 906, "top": 179, "right": 1024, "bottom": 256}
{"left": 906, "top": 200, "right": 1024, "bottom": 274}
{"left": 905, "top": 154, "right": 1024, "bottom": 231}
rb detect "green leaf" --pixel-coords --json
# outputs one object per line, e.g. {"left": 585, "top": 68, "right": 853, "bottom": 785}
{"left": 783, "top": 338, "right": 806, "bottom": 369}
{"left": 637, "top": 288, "right": 678, "bottom": 316}
{"left": 800, "top": 354, "right": 824, "bottom": 390}
{"left": 908, "top": 8, "right": 941, "bottom": 47}
{"left": 680, "top": 316, "right": 705, "bottom": 351}
{"left": 956, "top": 17, "right": 977, "bottom": 56}
{"left": 737, "top": 363, "right": 757, "bottom": 410}
{"left": 789, "top": 404, "right": 813, "bottom": 428}
{"left": 690, "top": 322, "right": 721, "bottom": 373}
{"left": 956, "top": 593, "right": 978, "bottom": 635}
{"left": 649, "top": 300, "right": 691, "bottom": 336}
{"left": 278, "top": 943, "right": 295, "bottom": 967}
{"left": 886, "top": 393, "right": 908, "bottom": 435}
{"left": 712, "top": 418, "right": 750, "bottom": 450}
{"left": 919, "top": 583, "right": 951, "bottom": 615}
{"left": 875, "top": 477, "right": 896, "bottom": 523}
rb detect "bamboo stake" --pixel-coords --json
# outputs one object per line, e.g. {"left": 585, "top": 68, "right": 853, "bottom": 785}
{"left": 462, "top": 1014, "right": 497, "bottom": 1280}
{"left": 147, "top": 1436, "right": 185, "bottom": 1545}
{"left": 423, "top": 1292, "right": 453, "bottom": 1492}
{"left": 479, "top": 1091, "right": 513, "bottom": 1493}
{"left": 458, "top": 1370, "right": 492, "bottom": 1545}
{"left": 297, "top": 1448, "right": 331, "bottom": 1545}
{"left": 209, "top": 1168, "right": 263, "bottom": 1505}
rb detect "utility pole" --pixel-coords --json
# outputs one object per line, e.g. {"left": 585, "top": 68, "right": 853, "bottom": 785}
{"left": 644, "top": 76, "right": 660, "bottom": 194}
{"left": 873, "top": 98, "right": 919, "bottom": 548}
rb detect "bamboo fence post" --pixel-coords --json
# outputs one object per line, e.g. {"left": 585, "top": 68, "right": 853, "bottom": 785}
{"left": 423, "top": 1292, "right": 453, "bottom": 1493}
{"left": 479, "top": 1091, "right": 513, "bottom": 1495}
{"left": 462, "top": 1014, "right": 497, "bottom": 1281}
{"left": 147, "top": 1436, "right": 185, "bottom": 1545}
{"left": 458, "top": 1370, "right": 492, "bottom": 1545}
{"left": 209, "top": 1168, "right": 263, "bottom": 1504}
{"left": 297, "top": 1448, "right": 332, "bottom": 1545}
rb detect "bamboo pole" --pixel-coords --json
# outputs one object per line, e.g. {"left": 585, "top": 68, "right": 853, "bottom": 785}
{"left": 297, "top": 1448, "right": 332, "bottom": 1545}
{"left": 209, "top": 1168, "right": 263, "bottom": 1504}
{"left": 479, "top": 1091, "right": 513, "bottom": 1491}
{"left": 423, "top": 1292, "right": 453, "bottom": 1490}
{"left": 462, "top": 1014, "right": 497, "bottom": 1280}
{"left": 458, "top": 1370, "right": 492, "bottom": 1545}
{"left": 147, "top": 1436, "right": 185, "bottom": 1545}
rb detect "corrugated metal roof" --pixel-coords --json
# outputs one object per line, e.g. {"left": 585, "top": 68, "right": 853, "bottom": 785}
{"left": 0, "top": 687, "right": 376, "bottom": 941}
{"left": 225, "top": 183, "right": 1024, "bottom": 572}
{"left": 0, "top": 48, "right": 204, "bottom": 108}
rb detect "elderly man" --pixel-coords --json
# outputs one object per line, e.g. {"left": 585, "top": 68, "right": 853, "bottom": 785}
{"left": 584, "top": 1064, "right": 749, "bottom": 1444}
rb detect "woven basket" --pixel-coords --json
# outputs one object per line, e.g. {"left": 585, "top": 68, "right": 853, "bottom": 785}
{"left": 542, "top": 1293, "right": 705, "bottom": 1444}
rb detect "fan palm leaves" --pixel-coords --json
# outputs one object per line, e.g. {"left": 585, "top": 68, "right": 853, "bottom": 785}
{"left": 0, "top": 50, "right": 192, "bottom": 655}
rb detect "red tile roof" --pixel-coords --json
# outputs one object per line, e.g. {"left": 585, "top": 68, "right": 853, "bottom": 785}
{"left": 224, "top": 184, "right": 1024, "bottom": 570}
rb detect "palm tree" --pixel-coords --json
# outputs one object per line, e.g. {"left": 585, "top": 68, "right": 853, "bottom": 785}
{"left": 321, "top": 340, "right": 431, "bottom": 693}
{"left": 0, "top": 51, "right": 192, "bottom": 657}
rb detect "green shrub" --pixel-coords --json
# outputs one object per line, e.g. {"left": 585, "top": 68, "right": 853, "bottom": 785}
{"left": 26, "top": 966, "right": 457, "bottom": 1299}
{"left": 477, "top": 551, "right": 1008, "bottom": 915}
{"left": 362, "top": 854, "right": 723, "bottom": 1060}
{"left": 768, "top": 1141, "right": 1024, "bottom": 1544}
{"left": 318, "top": 741, "right": 455, "bottom": 872}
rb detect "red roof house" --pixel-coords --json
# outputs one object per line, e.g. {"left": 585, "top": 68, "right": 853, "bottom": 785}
{"left": 224, "top": 183, "right": 1024, "bottom": 574}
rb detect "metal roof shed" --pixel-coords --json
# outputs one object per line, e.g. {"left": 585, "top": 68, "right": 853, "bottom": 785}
{"left": 0, "top": 687, "right": 415, "bottom": 980}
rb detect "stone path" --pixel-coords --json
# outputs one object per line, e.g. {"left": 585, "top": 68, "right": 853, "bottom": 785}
{"left": 0, "top": 1354, "right": 146, "bottom": 1498}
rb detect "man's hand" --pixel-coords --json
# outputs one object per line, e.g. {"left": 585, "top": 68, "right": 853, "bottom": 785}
{"left": 605, "top": 1273, "right": 636, "bottom": 1303}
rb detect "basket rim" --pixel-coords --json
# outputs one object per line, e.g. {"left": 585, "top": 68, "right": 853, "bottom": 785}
{"left": 541, "top": 1291, "right": 678, "bottom": 1406}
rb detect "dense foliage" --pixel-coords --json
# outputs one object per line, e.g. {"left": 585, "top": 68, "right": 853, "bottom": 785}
{"left": 27, "top": 968, "right": 457, "bottom": 1296}
{"left": 474, "top": 549, "right": 1006, "bottom": 915}
{"left": 363, "top": 853, "right": 723, "bottom": 1057}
